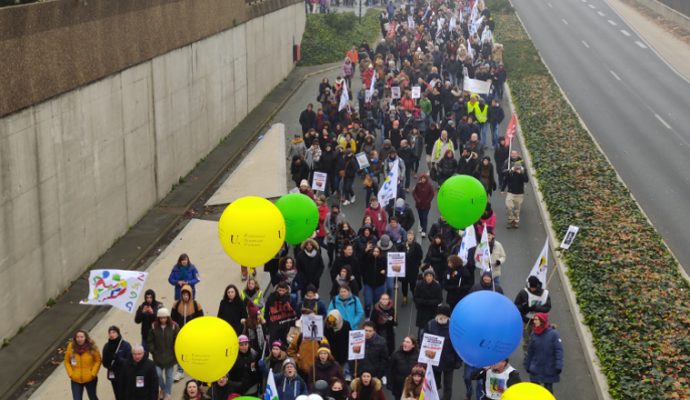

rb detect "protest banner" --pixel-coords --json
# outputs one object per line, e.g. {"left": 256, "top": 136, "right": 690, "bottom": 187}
{"left": 80, "top": 270, "right": 148, "bottom": 313}
{"left": 348, "top": 330, "right": 366, "bottom": 360}
{"left": 418, "top": 333, "right": 445, "bottom": 366}
{"left": 312, "top": 172, "right": 327, "bottom": 192}
{"left": 387, "top": 252, "right": 406, "bottom": 278}
{"left": 463, "top": 78, "right": 492, "bottom": 94}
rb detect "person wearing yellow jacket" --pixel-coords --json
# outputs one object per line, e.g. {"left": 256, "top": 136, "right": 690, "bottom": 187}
{"left": 64, "top": 329, "right": 101, "bottom": 400}
{"left": 474, "top": 98, "right": 490, "bottom": 148}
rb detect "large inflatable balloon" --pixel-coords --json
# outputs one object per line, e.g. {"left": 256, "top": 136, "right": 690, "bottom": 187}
{"left": 437, "top": 175, "right": 487, "bottom": 229}
{"left": 275, "top": 193, "right": 319, "bottom": 245}
{"left": 175, "top": 316, "right": 239, "bottom": 383}
{"left": 218, "top": 196, "right": 286, "bottom": 266}
{"left": 501, "top": 382, "right": 556, "bottom": 400}
{"left": 449, "top": 291, "right": 522, "bottom": 367}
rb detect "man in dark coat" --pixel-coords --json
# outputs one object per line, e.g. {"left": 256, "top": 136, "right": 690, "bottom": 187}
{"left": 358, "top": 321, "right": 389, "bottom": 379}
{"left": 487, "top": 99, "right": 505, "bottom": 149}
{"left": 524, "top": 313, "right": 563, "bottom": 393}
{"left": 413, "top": 269, "right": 443, "bottom": 332}
{"left": 299, "top": 104, "right": 317, "bottom": 134}
{"left": 425, "top": 304, "right": 462, "bottom": 400}
{"left": 296, "top": 239, "right": 326, "bottom": 290}
{"left": 118, "top": 345, "right": 158, "bottom": 400}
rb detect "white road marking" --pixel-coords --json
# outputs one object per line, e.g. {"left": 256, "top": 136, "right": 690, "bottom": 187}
{"left": 610, "top": 70, "right": 621, "bottom": 81}
{"left": 562, "top": 18, "right": 569, "bottom": 25}
{"left": 635, "top": 41, "right": 647, "bottom": 49}
{"left": 582, "top": 40, "right": 590, "bottom": 48}
{"left": 620, "top": 29, "right": 631, "bottom": 36}
{"left": 655, "top": 113, "right": 671, "bottom": 130}
{"left": 588, "top": 4, "right": 596, "bottom": 8}
{"left": 608, "top": 19, "right": 617, "bottom": 26}
{"left": 597, "top": 11, "right": 605, "bottom": 16}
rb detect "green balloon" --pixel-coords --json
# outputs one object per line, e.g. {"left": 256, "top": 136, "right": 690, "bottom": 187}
{"left": 275, "top": 193, "right": 319, "bottom": 245}
{"left": 437, "top": 175, "right": 488, "bottom": 229}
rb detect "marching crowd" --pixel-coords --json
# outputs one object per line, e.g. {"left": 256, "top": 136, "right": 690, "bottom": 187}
{"left": 63, "top": 0, "right": 564, "bottom": 399}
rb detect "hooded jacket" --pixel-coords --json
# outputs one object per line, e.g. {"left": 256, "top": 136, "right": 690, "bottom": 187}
{"left": 171, "top": 285, "right": 204, "bottom": 327}
{"left": 276, "top": 365, "right": 308, "bottom": 400}
{"left": 514, "top": 285, "right": 552, "bottom": 323}
{"left": 324, "top": 310, "right": 352, "bottom": 364}
{"left": 524, "top": 314, "right": 563, "bottom": 383}
{"left": 350, "top": 376, "right": 385, "bottom": 400}
{"left": 364, "top": 205, "right": 389, "bottom": 236}
{"left": 296, "top": 239, "right": 326, "bottom": 290}
{"left": 134, "top": 289, "right": 162, "bottom": 340}
{"left": 147, "top": 317, "right": 179, "bottom": 368}
{"left": 168, "top": 263, "right": 200, "bottom": 300}
{"left": 217, "top": 288, "right": 248, "bottom": 335}
{"left": 328, "top": 293, "right": 364, "bottom": 330}
{"left": 412, "top": 174, "right": 435, "bottom": 210}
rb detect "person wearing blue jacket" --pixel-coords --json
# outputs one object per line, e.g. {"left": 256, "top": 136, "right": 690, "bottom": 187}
{"left": 168, "top": 253, "right": 200, "bottom": 300}
{"left": 276, "top": 358, "right": 308, "bottom": 400}
{"left": 523, "top": 313, "right": 563, "bottom": 393}
{"left": 327, "top": 284, "right": 364, "bottom": 330}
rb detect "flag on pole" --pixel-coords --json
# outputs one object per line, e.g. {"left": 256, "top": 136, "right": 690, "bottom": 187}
{"left": 419, "top": 363, "right": 440, "bottom": 400}
{"left": 505, "top": 114, "right": 517, "bottom": 148}
{"left": 527, "top": 239, "right": 549, "bottom": 288}
{"left": 474, "top": 225, "right": 491, "bottom": 273}
{"left": 339, "top": 80, "right": 350, "bottom": 112}
{"left": 458, "top": 225, "right": 477, "bottom": 264}
{"left": 80, "top": 269, "right": 148, "bottom": 313}
{"left": 377, "top": 159, "right": 399, "bottom": 206}
{"left": 264, "top": 370, "right": 279, "bottom": 400}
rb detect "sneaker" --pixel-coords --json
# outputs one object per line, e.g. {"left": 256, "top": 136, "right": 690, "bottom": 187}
{"left": 418, "top": 226, "right": 423, "bottom": 233}
{"left": 351, "top": 195, "right": 356, "bottom": 203}
{"left": 343, "top": 200, "right": 351, "bottom": 206}
{"left": 174, "top": 371, "right": 184, "bottom": 382}
{"left": 421, "top": 232, "right": 426, "bottom": 238}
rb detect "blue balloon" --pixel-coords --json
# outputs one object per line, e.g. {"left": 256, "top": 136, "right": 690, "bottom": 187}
{"left": 449, "top": 291, "right": 523, "bottom": 367}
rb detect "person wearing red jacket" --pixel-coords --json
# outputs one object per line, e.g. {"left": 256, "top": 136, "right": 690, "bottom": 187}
{"left": 316, "top": 195, "right": 329, "bottom": 248}
{"left": 412, "top": 173, "right": 435, "bottom": 238}
{"left": 364, "top": 197, "right": 388, "bottom": 235}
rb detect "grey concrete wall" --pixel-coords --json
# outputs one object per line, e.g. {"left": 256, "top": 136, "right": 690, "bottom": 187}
{"left": 0, "top": 2, "right": 305, "bottom": 342}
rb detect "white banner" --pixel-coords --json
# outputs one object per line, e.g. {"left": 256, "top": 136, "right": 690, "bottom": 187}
{"left": 560, "top": 225, "right": 579, "bottom": 250}
{"left": 348, "top": 329, "right": 366, "bottom": 360}
{"left": 356, "top": 152, "right": 370, "bottom": 169}
{"left": 411, "top": 86, "right": 422, "bottom": 99}
{"left": 387, "top": 252, "right": 406, "bottom": 277}
{"left": 80, "top": 269, "right": 148, "bottom": 313}
{"left": 463, "top": 78, "right": 492, "bottom": 94}
{"left": 300, "top": 314, "right": 324, "bottom": 340}
{"left": 474, "top": 225, "right": 491, "bottom": 273}
{"left": 418, "top": 334, "right": 445, "bottom": 366}
{"left": 391, "top": 86, "right": 401, "bottom": 99}
{"left": 527, "top": 239, "right": 549, "bottom": 288}
{"left": 377, "top": 159, "right": 399, "bottom": 206}
{"left": 458, "top": 225, "right": 477, "bottom": 264}
{"left": 339, "top": 80, "right": 350, "bottom": 111}
{"left": 312, "top": 172, "right": 327, "bottom": 192}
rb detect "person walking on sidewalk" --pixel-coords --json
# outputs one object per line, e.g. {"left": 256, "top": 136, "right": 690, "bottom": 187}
{"left": 171, "top": 286, "right": 203, "bottom": 381}
{"left": 118, "top": 345, "right": 158, "bottom": 400}
{"left": 101, "top": 325, "right": 131, "bottom": 400}
{"left": 524, "top": 313, "right": 563, "bottom": 393}
{"left": 147, "top": 308, "right": 178, "bottom": 400}
{"left": 168, "top": 253, "right": 200, "bottom": 300}
{"left": 134, "top": 289, "right": 162, "bottom": 352}
{"left": 64, "top": 329, "right": 101, "bottom": 400}
{"left": 501, "top": 162, "right": 528, "bottom": 229}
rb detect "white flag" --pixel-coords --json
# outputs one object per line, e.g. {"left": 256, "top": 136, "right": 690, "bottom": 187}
{"left": 458, "top": 225, "right": 477, "bottom": 264}
{"left": 473, "top": 225, "right": 491, "bottom": 273}
{"left": 339, "top": 80, "right": 350, "bottom": 111}
{"left": 377, "top": 158, "right": 399, "bottom": 206}
{"left": 467, "top": 38, "right": 474, "bottom": 60}
{"left": 264, "top": 369, "right": 279, "bottom": 400}
{"left": 528, "top": 239, "right": 549, "bottom": 288}
{"left": 80, "top": 269, "right": 148, "bottom": 313}
{"left": 420, "top": 362, "right": 440, "bottom": 400}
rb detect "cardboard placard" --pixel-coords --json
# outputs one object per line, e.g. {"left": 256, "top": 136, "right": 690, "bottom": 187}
{"left": 418, "top": 333, "right": 445, "bottom": 366}
{"left": 387, "top": 252, "right": 406, "bottom": 277}
{"left": 348, "top": 330, "right": 366, "bottom": 360}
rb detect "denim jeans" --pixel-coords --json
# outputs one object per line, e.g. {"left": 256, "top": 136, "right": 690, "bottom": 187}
{"left": 70, "top": 379, "right": 98, "bottom": 400}
{"left": 463, "top": 365, "right": 483, "bottom": 400}
{"left": 156, "top": 365, "right": 174, "bottom": 396}
{"left": 417, "top": 208, "right": 430, "bottom": 233}
{"left": 363, "top": 284, "right": 386, "bottom": 310}
{"left": 489, "top": 122, "right": 500, "bottom": 148}
{"left": 530, "top": 380, "right": 554, "bottom": 393}
{"left": 479, "top": 123, "right": 489, "bottom": 146}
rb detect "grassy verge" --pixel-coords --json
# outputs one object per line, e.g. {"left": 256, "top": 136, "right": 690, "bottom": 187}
{"left": 486, "top": 0, "right": 690, "bottom": 398}
{"left": 299, "top": 9, "right": 380, "bottom": 66}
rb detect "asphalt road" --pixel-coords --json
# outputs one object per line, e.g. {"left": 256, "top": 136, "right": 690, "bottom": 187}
{"left": 511, "top": 0, "right": 690, "bottom": 274}
{"left": 270, "top": 67, "right": 597, "bottom": 399}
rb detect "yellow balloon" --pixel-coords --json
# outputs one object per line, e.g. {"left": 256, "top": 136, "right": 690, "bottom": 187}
{"left": 174, "top": 317, "right": 239, "bottom": 383}
{"left": 501, "top": 382, "right": 556, "bottom": 400}
{"left": 218, "top": 196, "right": 286, "bottom": 267}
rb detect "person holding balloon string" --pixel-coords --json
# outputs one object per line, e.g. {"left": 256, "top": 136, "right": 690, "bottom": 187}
{"left": 470, "top": 358, "right": 522, "bottom": 400}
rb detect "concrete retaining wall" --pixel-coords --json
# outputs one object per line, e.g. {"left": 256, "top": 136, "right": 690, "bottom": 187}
{"left": 631, "top": 0, "right": 690, "bottom": 28}
{"left": 0, "top": 2, "right": 305, "bottom": 342}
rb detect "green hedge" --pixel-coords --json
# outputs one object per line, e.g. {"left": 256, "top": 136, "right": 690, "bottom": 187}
{"left": 486, "top": 0, "right": 690, "bottom": 398}
{"left": 299, "top": 10, "right": 380, "bottom": 66}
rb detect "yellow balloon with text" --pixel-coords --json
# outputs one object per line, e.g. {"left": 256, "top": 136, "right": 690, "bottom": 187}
{"left": 218, "top": 196, "right": 286, "bottom": 267}
{"left": 501, "top": 382, "right": 556, "bottom": 400}
{"left": 174, "top": 316, "right": 239, "bottom": 383}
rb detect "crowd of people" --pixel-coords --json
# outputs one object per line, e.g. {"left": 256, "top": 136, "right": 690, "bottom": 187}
{"left": 63, "top": 0, "right": 565, "bottom": 399}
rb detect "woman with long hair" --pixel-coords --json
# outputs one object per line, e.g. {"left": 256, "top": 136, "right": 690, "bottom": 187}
{"left": 64, "top": 329, "right": 101, "bottom": 400}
